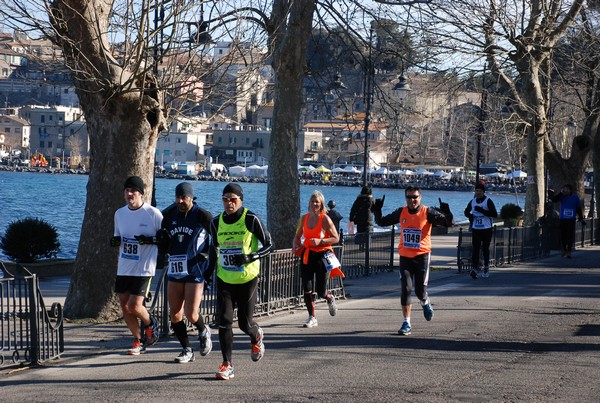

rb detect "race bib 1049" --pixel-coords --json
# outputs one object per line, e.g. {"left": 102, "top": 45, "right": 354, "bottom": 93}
{"left": 402, "top": 228, "right": 422, "bottom": 249}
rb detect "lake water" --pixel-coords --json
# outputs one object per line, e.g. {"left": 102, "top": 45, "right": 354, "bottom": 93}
{"left": 0, "top": 170, "right": 524, "bottom": 260}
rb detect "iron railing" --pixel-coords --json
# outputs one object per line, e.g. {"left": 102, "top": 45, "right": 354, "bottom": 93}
{"left": 457, "top": 218, "right": 598, "bottom": 273}
{"left": 6, "top": 218, "right": 594, "bottom": 361}
{"left": 0, "top": 262, "right": 64, "bottom": 368}
{"left": 149, "top": 246, "right": 348, "bottom": 336}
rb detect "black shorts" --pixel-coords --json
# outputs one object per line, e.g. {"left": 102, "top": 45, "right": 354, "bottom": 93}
{"left": 114, "top": 275, "right": 152, "bottom": 296}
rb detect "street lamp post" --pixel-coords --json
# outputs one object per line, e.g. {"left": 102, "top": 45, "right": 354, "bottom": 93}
{"left": 362, "top": 30, "right": 375, "bottom": 187}
{"left": 476, "top": 63, "right": 488, "bottom": 185}
{"left": 327, "top": 29, "right": 412, "bottom": 274}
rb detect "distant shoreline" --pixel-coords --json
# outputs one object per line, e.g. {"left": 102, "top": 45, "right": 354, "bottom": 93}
{"left": 0, "top": 164, "right": 528, "bottom": 194}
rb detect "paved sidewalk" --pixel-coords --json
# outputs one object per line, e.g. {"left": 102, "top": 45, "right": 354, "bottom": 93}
{"left": 2, "top": 242, "right": 599, "bottom": 402}
{"left": 3, "top": 234, "right": 597, "bottom": 374}
{"left": 45, "top": 247, "right": 600, "bottom": 363}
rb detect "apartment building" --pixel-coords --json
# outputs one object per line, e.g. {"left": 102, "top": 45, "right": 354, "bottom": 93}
{"left": 0, "top": 112, "right": 30, "bottom": 157}
{"left": 18, "top": 105, "right": 88, "bottom": 164}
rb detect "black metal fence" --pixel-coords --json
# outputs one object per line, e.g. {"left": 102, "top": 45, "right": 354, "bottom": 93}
{"left": 149, "top": 247, "right": 349, "bottom": 336}
{"left": 150, "top": 228, "right": 400, "bottom": 335}
{"left": 0, "top": 262, "right": 64, "bottom": 369}
{"left": 4, "top": 218, "right": 596, "bottom": 364}
{"left": 456, "top": 218, "right": 598, "bottom": 273}
{"left": 153, "top": 229, "right": 397, "bottom": 334}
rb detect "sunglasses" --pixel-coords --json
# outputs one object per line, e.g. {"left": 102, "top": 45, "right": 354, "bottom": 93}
{"left": 222, "top": 196, "right": 241, "bottom": 203}
{"left": 405, "top": 195, "right": 420, "bottom": 200}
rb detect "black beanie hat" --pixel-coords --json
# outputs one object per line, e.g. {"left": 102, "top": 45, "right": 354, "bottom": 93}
{"left": 124, "top": 176, "right": 145, "bottom": 194}
{"left": 223, "top": 183, "right": 243, "bottom": 200}
{"left": 175, "top": 182, "right": 195, "bottom": 199}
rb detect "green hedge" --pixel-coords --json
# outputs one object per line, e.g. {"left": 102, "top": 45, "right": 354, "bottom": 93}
{"left": 0, "top": 217, "right": 61, "bottom": 263}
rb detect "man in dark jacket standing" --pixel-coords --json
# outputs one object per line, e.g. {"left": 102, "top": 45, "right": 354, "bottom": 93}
{"left": 349, "top": 186, "right": 374, "bottom": 251}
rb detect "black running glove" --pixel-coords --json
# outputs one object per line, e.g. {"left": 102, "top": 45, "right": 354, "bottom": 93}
{"left": 438, "top": 198, "right": 452, "bottom": 216}
{"left": 373, "top": 195, "right": 385, "bottom": 212}
{"left": 473, "top": 206, "right": 486, "bottom": 214}
{"left": 135, "top": 235, "right": 156, "bottom": 245}
{"left": 110, "top": 236, "right": 121, "bottom": 247}
{"left": 232, "top": 253, "right": 258, "bottom": 266}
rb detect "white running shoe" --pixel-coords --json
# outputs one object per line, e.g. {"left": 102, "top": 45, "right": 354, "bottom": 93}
{"left": 216, "top": 362, "right": 234, "bottom": 380}
{"left": 250, "top": 327, "right": 264, "bottom": 362}
{"left": 127, "top": 339, "right": 146, "bottom": 355}
{"left": 199, "top": 325, "right": 212, "bottom": 356}
{"left": 174, "top": 347, "right": 195, "bottom": 363}
{"left": 328, "top": 298, "right": 338, "bottom": 316}
{"left": 304, "top": 315, "right": 318, "bottom": 328}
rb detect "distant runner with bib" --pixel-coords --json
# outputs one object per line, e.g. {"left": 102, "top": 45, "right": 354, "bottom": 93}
{"left": 550, "top": 184, "right": 585, "bottom": 258}
{"left": 372, "top": 186, "right": 453, "bottom": 336}
{"left": 161, "top": 182, "right": 213, "bottom": 363}
{"left": 464, "top": 183, "right": 498, "bottom": 279}
{"left": 207, "top": 183, "right": 273, "bottom": 380}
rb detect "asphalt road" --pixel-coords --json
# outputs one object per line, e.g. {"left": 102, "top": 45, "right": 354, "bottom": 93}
{"left": 1, "top": 245, "right": 600, "bottom": 402}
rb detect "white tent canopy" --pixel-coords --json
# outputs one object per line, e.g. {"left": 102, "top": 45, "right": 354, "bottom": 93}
{"left": 372, "top": 167, "right": 388, "bottom": 175}
{"left": 415, "top": 168, "right": 433, "bottom": 175}
{"left": 229, "top": 165, "right": 246, "bottom": 176}
{"left": 342, "top": 165, "right": 361, "bottom": 173}
{"left": 433, "top": 170, "right": 452, "bottom": 179}
{"left": 298, "top": 165, "right": 316, "bottom": 172}
{"left": 507, "top": 170, "right": 527, "bottom": 178}
{"left": 247, "top": 165, "right": 268, "bottom": 178}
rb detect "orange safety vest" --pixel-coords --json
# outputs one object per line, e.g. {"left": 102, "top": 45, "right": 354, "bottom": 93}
{"left": 398, "top": 206, "right": 432, "bottom": 258}
{"left": 300, "top": 213, "right": 332, "bottom": 264}
{"left": 300, "top": 213, "right": 344, "bottom": 279}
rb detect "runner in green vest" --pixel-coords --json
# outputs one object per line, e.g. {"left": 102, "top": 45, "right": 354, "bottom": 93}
{"left": 206, "top": 183, "right": 273, "bottom": 380}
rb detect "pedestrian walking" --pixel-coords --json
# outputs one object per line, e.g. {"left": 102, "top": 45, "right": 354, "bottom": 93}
{"left": 161, "top": 182, "right": 214, "bottom": 363}
{"left": 372, "top": 186, "right": 453, "bottom": 335}
{"left": 349, "top": 186, "right": 374, "bottom": 251}
{"left": 207, "top": 183, "right": 273, "bottom": 380}
{"left": 110, "top": 176, "right": 167, "bottom": 355}
{"left": 293, "top": 190, "right": 341, "bottom": 328}
{"left": 326, "top": 199, "right": 343, "bottom": 235}
{"left": 464, "top": 183, "right": 498, "bottom": 279}
{"left": 550, "top": 184, "right": 585, "bottom": 258}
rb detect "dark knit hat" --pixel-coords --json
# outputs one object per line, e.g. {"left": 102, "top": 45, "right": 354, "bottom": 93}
{"left": 475, "top": 183, "right": 486, "bottom": 192}
{"left": 223, "top": 183, "right": 243, "bottom": 200}
{"left": 361, "top": 186, "right": 372, "bottom": 195}
{"left": 328, "top": 200, "right": 336, "bottom": 209}
{"left": 175, "top": 182, "right": 194, "bottom": 199}
{"left": 124, "top": 176, "right": 145, "bottom": 194}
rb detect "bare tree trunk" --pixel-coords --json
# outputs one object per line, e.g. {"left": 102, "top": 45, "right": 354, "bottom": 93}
{"left": 546, "top": 135, "right": 593, "bottom": 197}
{"left": 594, "top": 136, "right": 600, "bottom": 223}
{"left": 64, "top": 93, "right": 161, "bottom": 319}
{"left": 49, "top": 0, "right": 165, "bottom": 319}
{"left": 524, "top": 124, "right": 545, "bottom": 226}
{"left": 267, "top": 1, "right": 316, "bottom": 248}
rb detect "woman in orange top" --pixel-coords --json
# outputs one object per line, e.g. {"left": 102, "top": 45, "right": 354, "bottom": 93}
{"left": 293, "top": 190, "right": 340, "bottom": 328}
